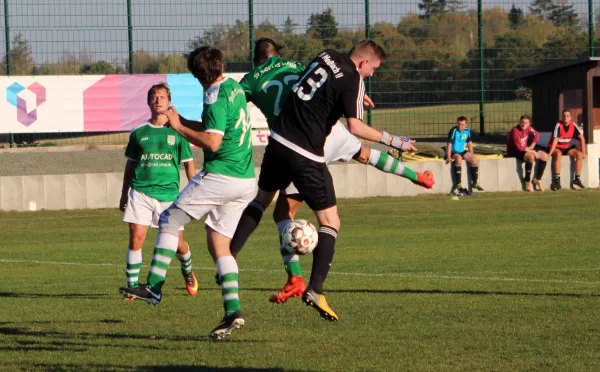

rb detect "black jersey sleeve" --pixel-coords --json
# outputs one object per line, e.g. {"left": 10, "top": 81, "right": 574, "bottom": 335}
{"left": 336, "top": 73, "right": 365, "bottom": 121}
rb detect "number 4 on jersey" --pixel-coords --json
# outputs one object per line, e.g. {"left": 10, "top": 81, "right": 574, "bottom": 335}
{"left": 234, "top": 108, "right": 252, "bottom": 148}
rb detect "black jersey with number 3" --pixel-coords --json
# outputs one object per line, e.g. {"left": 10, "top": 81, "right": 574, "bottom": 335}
{"left": 271, "top": 49, "right": 365, "bottom": 160}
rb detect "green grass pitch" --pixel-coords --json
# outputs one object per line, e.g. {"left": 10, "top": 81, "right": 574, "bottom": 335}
{"left": 1, "top": 190, "right": 599, "bottom": 371}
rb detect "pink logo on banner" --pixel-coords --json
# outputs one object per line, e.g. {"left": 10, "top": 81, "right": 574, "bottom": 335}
{"left": 83, "top": 75, "right": 166, "bottom": 132}
{"left": 6, "top": 82, "right": 46, "bottom": 126}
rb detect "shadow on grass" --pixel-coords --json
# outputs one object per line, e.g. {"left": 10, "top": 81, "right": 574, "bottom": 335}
{"left": 0, "top": 326, "right": 257, "bottom": 343}
{"left": 0, "top": 292, "right": 108, "bottom": 299}
{"left": 237, "top": 287, "right": 599, "bottom": 298}
{"left": 27, "top": 364, "right": 289, "bottom": 371}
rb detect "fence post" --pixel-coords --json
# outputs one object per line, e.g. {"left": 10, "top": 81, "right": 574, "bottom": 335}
{"left": 478, "top": 0, "right": 485, "bottom": 135}
{"left": 4, "top": 0, "right": 9, "bottom": 76}
{"left": 127, "top": 0, "right": 134, "bottom": 74}
{"left": 4, "top": 0, "right": 14, "bottom": 147}
{"left": 589, "top": 0, "right": 595, "bottom": 57}
{"left": 248, "top": 0, "right": 254, "bottom": 64}
{"left": 365, "top": 0, "right": 372, "bottom": 126}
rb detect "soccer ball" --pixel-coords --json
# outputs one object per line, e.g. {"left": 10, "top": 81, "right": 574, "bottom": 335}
{"left": 281, "top": 220, "right": 318, "bottom": 255}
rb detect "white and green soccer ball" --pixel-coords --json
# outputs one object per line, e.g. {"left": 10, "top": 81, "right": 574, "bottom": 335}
{"left": 281, "top": 220, "right": 318, "bottom": 255}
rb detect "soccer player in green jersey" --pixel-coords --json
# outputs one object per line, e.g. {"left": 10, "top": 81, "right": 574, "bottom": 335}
{"left": 120, "top": 47, "right": 256, "bottom": 341}
{"left": 230, "top": 38, "right": 434, "bottom": 307}
{"left": 120, "top": 83, "right": 198, "bottom": 297}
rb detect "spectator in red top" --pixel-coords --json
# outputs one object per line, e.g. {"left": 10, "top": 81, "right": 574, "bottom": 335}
{"left": 506, "top": 115, "right": 549, "bottom": 192}
{"left": 546, "top": 109, "right": 586, "bottom": 190}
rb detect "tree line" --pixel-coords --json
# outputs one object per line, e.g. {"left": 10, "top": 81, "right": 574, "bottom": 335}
{"left": 1, "top": 0, "right": 596, "bottom": 107}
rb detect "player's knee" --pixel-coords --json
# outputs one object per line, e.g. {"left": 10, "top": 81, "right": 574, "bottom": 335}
{"left": 452, "top": 155, "right": 463, "bottom": 164}
{"left": 524, "top": 153, "right": 535, "bottom": 163}
{"left": 158, "top": 207, "right": 190, "bottom": 235}
{"left": 539, "top": 152, "right": 549, "bottom": 161}
{"left": 353, "top": 146, "right": 370, "bottom": 164}
{"left": 255, "top": 189, "right": 275, "bottom": 209}
{"left": 129, "top": 234, "right": 145, "bottom": 250}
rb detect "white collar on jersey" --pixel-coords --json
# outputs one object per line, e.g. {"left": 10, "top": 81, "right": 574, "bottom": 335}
{"left": 205, "top": 77, "right": 229, "bottom": 104}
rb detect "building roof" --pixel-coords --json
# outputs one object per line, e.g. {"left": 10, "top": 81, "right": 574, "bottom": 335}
{"left": 516, "top": 56, "right": 600, "bottom": 80}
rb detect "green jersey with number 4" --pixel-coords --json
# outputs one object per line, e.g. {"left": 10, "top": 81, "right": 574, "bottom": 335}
{"left": 202, "top": 77, "right": 254, "bottom": 178}
{"left": 125, "top": 123, "right": 194, "bottom": 202}
{"left": 239, "top": 56, "right": 305, "bottom": 128}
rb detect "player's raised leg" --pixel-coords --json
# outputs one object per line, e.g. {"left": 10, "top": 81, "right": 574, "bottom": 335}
{"left": 360, "top": 147, "right": 434, "bottom": 188}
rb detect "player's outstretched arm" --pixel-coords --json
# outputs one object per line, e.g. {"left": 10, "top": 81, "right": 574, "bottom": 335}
{"left": 166, "top": 106, "right": 223, "bottom": 152}
{"left": 347, "top": 118, "right": 417, "bottom": 152}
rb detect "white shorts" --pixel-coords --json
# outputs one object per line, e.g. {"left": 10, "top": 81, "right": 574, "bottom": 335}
{"left": 283, "top": 121, "right": 361, "bottom": 195}
{"left": 174, "top": 172, "right": 258, "bottom": 238}
{"left": 123, "top": 188, "right": 183, "bottom": 230}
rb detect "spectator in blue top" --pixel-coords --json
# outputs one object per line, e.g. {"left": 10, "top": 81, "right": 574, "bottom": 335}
{"left": 446, "top": 116, "right": 484, "bottom": 193}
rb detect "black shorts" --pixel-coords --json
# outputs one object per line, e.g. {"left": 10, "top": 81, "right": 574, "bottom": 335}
{"left": 258, "top": 139, "right": 336, "bottom": 211}
{"left": 549, "top": 145, "right": 576, "bottom": 156}
{"left": 451, "top": 151, "right": 467, "bottom": 157}
{"left": 508, "top": 150, "right": 527, "bottom": 162}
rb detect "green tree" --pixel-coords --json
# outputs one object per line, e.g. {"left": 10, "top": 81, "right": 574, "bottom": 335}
{"left": 283, "top": 16, "right": 298, "bottom": 35}
{"left": 529, "top": 0, "right": 555, "bottom": 20}
{"left": 549, "top": 0, "right": 578, "bottom": 27}
{"left": 418, "top": 0, "right": 464, "bottom": 19}
{"left": 2, "top": 33, "right": 34, "bottom": 75}
{"left": 80, "top": 60, "right": 116, "bottom": 74}
{"left": 307, "top": 8, "right": 338, "bottom": 45}
{"left": 508, "top": 4, "right": 525, "bottom": 29}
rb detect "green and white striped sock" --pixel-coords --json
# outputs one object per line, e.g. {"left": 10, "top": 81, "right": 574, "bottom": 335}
{"left": 277, "top": 220, "right": 302, "bottom": 277}
{"left": 146, "top": 233, "right": 178, "bottom": 292}
{"left": 216, "top": 256, "right": 240, "bottom": 316}
{"left": 176, "top": 247, "right": 192, "bottom": 275}
{"left": 368, "top": 149, "right": 418, "bottom": 181}
{"left": 125, "top": 249, "right": 143, "bottom": 288}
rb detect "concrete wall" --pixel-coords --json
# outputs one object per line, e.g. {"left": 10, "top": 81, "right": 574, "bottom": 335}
{"left": 1, "top": 148, "right": 598, "bottom": 212}
{"left": 0, "top": 145, "right": 600, "bottom": 211}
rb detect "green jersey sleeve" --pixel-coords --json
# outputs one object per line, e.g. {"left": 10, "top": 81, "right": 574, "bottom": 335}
{"left": 239, "top": 73, "right": 254, "bottom": 102}
{"left": 202, "top": 101, "right": 227, "bottom": 135}
{"left": 124, "top": 131, "right": 139, "bottom": 161}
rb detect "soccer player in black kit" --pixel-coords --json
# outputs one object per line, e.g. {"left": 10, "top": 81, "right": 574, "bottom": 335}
{"left": 231, "top": 40, "right": 411, "bottom": 321}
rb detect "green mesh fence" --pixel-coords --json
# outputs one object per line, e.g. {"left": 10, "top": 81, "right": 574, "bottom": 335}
{"left": 0, "top": 0, "right": 596, "bottom": 147}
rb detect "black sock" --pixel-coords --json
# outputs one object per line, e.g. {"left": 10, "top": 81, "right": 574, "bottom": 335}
{"left": 229, "top": 201, "right": 264, "bottom": 258}
{"left": 554, "top": 173, "right": 561, "bottom": 182}
{"left": 575, "top": 173, "right": 581, "bottom": 180}
{"left": 470, "top": 164, "right": 479, "bottom": 184}
{"left": 453, "top": 164, "right": 462, "bottom": 185}
{"left": 535, "top": 160, "right": 547, "bottom": 180}
{"left": 308, "top": 226, "right": 338, "bottom": 294}
{"left": 524, "top": 162, "right": 532, "bottom": 182}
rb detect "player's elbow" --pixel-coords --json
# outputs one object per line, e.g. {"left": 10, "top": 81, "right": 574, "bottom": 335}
{"left": 207, "top": 136, "right": 223, "bottom": 152}
{"left": 346, "top": 119, "right": 361, "bottom": 135}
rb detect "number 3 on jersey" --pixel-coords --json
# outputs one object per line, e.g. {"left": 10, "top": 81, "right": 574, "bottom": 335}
{"left": 292, "top": 62, "right": 329, "bottom": 101}
{"left": 234, "top": 108, "right": 252, "bottom": 148}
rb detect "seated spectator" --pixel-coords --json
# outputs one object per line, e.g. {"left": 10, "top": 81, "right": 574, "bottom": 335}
{"left": 546, "top": 109, "right": 586, "bottom": 190}
{"left": 506, "top": 115, "right": 549, "bottom": 192}
{"left": 446, "top": 116, "right": 483, "bottom": 193}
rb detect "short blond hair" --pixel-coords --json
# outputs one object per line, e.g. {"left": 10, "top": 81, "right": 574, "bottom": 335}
{"left": 349, "top": 40, "right": 387, "bottom": 61}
